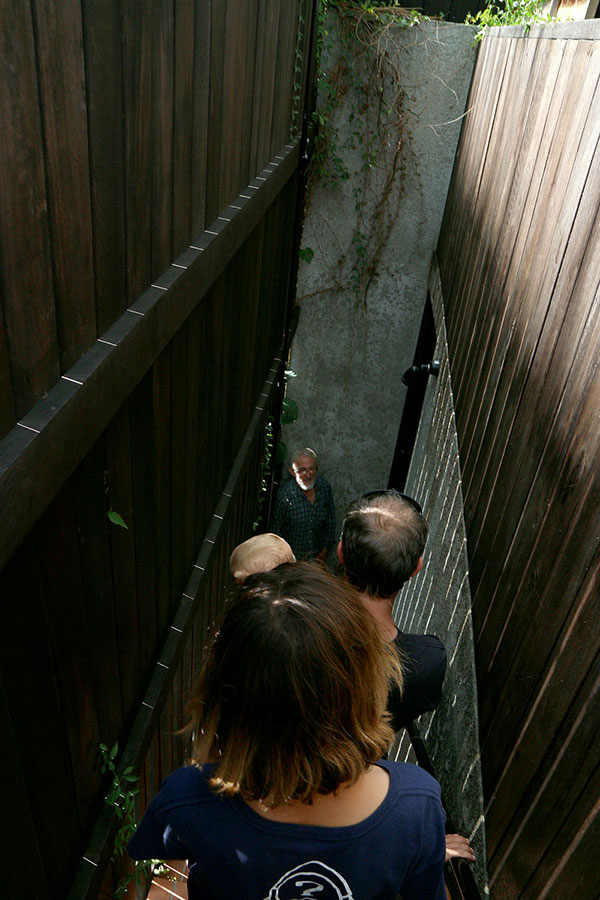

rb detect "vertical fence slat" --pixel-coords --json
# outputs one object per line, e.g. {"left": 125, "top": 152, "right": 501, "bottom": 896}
{"left": 130, "top": 373, "right": 158, "bottom": 673}
{"left": 173, "top": 0, "right": 195, "bottom": 253}
{"left": 32, "top": 0, "right": 96, "bottom": 370}
{"left": 192, "top": 302, "right": 212, "bottom": 554}
{"left": 184, "top": 310, "right": 202, "bottom": 567}
{"left": 123, "top": 0, "right": 153, "bottom": 300}
{"left": 250, "top": 0, "right": 281, "bottom": 178}
{"left": 73, "top": 444, "right": 124, "bottom": 743}
{"left": 0, "top": 539, "right": 80, "bottom": 896}
{"left": 271, "top": 0, "right": 300, "bottom": 152}
{"left": 190, "top": 0, "right": 212, "bottom": 237}
{"left": 169, "top": 328, "right": 189, "bottom": 605}
{"left": 152, "top": 0, "right": 175, "bottom": 274}
{"left": 0, "top": 301, "right": 14, "bottom": 437}
{"left": 81, "top": 0, "right": 128, "bottom": 334}
{"left": 219, "top": 0, "right": 260, "bottom": 202}
{"left": 0, "top": 0, "right": 59, "bottom": 418}
{"left": 153, "top": 348, "right": 173, "bottom": 634}
{"left": 0, "top": 670, "right": 51, "bottom": 897}
{"left": 105, "top": 405, "right": 140, "bottom": 725}
{"left": 205, "top": 0, "right": 226, "bottom": 222}
{"left": 36, "top": 488, "right": 101, "bottom": 840}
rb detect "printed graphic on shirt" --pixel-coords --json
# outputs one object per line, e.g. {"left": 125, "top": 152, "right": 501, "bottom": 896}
{"left": 264, "top": 860, "right": 354, "bottom": 899}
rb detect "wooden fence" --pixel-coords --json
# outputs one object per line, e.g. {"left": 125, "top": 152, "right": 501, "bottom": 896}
{"left": 437, "top": 23, "right": 600, "bottom": 900}
{"left": 0, "top": 2, "right": 319, "bottom": 898}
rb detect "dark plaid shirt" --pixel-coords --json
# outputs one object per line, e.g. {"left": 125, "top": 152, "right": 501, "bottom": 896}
{"left": 272, "top": 474, "right": 336, "bottom": 559}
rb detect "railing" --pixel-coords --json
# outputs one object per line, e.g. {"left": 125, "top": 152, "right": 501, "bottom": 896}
{"left": 406, "top": 723, "right": 484, "bottom": 900}
{"left": 68, "top": 351, "right": 287, "bottom": 900}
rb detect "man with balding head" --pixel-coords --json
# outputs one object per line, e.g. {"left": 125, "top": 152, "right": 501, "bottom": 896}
{"left": 272, "top": 447, "right": 336, "bottom": 561}
{"left": 338, "top": 489, "right": 447, "bottom": 730}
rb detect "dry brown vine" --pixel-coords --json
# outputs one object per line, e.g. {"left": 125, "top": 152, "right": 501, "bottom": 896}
{"left": 303, "top": 3, "right": 426, "bottom": 308}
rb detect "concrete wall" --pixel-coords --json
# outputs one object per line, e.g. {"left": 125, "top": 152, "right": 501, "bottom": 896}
{"left": 285, "top": 18, "right": 477, "bottom": 534}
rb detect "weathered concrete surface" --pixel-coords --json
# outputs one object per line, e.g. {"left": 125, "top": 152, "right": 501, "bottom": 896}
{"left": 285, "top": 19, "right": 477, "bottom": 532}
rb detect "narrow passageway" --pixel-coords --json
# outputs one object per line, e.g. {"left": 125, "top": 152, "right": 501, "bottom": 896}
{"left": 2, "top": 2, "right": 598, "bottom": 898}
{"left": 284, "top": 9, "right": 486, "bottom": 895}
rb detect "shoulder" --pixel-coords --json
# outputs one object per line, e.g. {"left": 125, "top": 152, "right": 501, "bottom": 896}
{"left": 396, "top": 632, "right": 447, "bottom": 662}
{"left": 275, "top": 478, "right": 296, "bottom": 503}
{"left": 395, "top": 633, "right": 447, "bottom": 689}
{"left": 378, "top": 759, "right": 442, "bottom": 801}
{"left": 315, "top": 475, "right": 332, "bottom": 493}
{"left": 148, "top": 764, "right": 214, "bottom": 814}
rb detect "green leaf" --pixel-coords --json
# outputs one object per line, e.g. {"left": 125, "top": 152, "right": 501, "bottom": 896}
{"left": 280, "top": 398, "right": 299, "bottom": 425}
{"left": 110, "top": 741, "right": 119, "bottom": 760}
{"left": 108, "top": 509, "right": 129, "bottom": 530}
{"left": 298, "top": 246, "right": 314, "bottom": 263}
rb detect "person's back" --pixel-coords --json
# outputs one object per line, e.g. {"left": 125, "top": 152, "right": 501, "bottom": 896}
{"left": 131, "top": 758, "right": 444, "bottom": 899}
{"left": 128, "top": 563, "right": 447, "bottom": 900}
{"left": 339, "top": 490, "right": 447, "bottom": 729}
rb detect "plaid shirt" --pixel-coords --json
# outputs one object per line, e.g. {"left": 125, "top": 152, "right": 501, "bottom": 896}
{"left": 271, "top": 474, "right": 336, "bottom": 560}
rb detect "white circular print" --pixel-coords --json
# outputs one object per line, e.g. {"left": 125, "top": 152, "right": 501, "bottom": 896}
{"left": 264, "top": 860, "right": 354, "bottom": 900}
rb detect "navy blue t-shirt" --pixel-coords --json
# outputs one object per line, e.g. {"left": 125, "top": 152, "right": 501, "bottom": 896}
{"left": 128, "top": 759, "right": 446, "bottom": 900}
{"left": 388, "top": 632, "right": 447, "bottom": 730}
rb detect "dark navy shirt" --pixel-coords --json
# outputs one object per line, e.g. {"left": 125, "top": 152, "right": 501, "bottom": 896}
{"left": 388, "top": 632, "right": 447, "bottom": 730}
{"left": 128, "top": 760, "right": 446, "bottom": 900}
{"left": 271, "top": 474, "right": 336, "bottom": 559}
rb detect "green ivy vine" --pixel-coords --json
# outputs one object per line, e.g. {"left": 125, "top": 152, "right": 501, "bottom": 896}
{"left": 99, "top": 742, "right": 173, "bottom": 898}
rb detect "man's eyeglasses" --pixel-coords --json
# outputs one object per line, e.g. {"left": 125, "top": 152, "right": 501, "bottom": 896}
{"left": 295, "top": 466, "right": 318, "bottom": 476}
{"left": 361, "top": 489, "right": 423, "bottom": 514}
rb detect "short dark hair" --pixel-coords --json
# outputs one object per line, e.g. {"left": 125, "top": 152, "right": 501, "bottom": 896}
{"left": 341, "top": 491, "right": 428, "bottom": 596}
{"left": 185, "top": 561, "right": 400, "bottom": 806}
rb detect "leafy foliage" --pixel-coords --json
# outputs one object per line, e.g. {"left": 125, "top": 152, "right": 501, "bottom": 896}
{"left": 466, "top": 0, "right": 555, "bottom": 41}
{"left": 253, "top": 419, "right": 275, "bottom": 532}
{"left": 291, "top": 6, "right": 306, "bottom": 135}
{"left": 99, "top": 742, "right": 172, "bottom": 898}
{"left": 280, "top": 398, "right": 299, "bottom": 425}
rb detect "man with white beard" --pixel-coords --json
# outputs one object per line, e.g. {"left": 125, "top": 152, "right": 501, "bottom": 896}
{"left": 272, "top": 447, "right": 336, "bottom": 561}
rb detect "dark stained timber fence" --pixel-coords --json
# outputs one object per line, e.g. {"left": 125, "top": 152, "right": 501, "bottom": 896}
{"left": 437, "top": 25, "right": 600, "bottom": 900}
{"left": 0, "top": 1, "right": 319, "bottom": 898}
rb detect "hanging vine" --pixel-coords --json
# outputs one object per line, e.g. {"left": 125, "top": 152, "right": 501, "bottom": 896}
{"left": 300, "top": 2, "right": 428, "bottom": 308}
